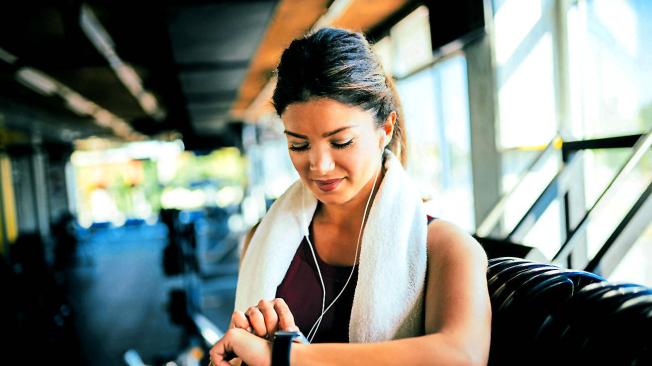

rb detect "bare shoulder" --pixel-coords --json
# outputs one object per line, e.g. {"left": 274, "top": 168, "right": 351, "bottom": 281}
{"left": 426, "top": 219, "right": 488, "bottom": 269}
{"left": 423, "top": 220, "right": 492, "bottom": 363}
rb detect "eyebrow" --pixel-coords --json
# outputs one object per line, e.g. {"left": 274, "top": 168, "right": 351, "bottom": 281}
{"left": 284, "top": 126, "right": 356, "bottom": 139}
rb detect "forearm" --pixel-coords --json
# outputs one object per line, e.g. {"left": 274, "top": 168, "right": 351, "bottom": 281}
{"left": 291, "top": 333, "right": 480, "bottom": 366}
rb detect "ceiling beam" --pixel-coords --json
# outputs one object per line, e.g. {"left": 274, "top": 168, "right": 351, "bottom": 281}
{"left": 231, "top": 0, "right": 330, "bottom": 117}
{"left": 232, "top": 0, "right": 413, "bottom": 122}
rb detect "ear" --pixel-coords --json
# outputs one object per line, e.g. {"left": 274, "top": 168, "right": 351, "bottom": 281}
{"left": 379, "top": 111, "right": 397, "bottom": 148}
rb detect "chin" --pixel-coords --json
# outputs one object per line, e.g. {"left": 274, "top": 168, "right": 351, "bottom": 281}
{"left": 316, "top": 194, "right": 351, "bottom": 206}
{"left": 308, "top": 184, "right": 353, "bottom": 206}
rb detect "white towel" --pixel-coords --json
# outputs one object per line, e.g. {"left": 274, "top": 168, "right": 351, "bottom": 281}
{"left": 234, "top": 151, "right": 428, "bottom": 342}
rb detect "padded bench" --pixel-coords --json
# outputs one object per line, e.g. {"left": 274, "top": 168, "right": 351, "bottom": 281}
{"left": 487, "top": 257, "right": 652, "bottom": 365}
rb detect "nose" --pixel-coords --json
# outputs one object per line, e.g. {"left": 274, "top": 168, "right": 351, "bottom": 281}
{"left": 309, "top": 148, "right": 335, "bottom": 174}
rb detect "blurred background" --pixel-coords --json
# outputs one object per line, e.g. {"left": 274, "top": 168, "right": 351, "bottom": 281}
{"left": 0, "top": 0, "right": 650, "bottom": 365}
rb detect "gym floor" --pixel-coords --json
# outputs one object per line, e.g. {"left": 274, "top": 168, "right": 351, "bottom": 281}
{"left": 65, "top": 222, "right": 236, "bottom": 365}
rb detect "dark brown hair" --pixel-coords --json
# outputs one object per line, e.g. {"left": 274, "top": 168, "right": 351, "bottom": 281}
{"left": 272, "top": 27, "right": 408, "bottom": 166}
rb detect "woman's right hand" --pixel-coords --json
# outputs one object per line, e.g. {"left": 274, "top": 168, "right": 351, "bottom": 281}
{"left": 230, "top": 298, "right": 299, "bottom": 339}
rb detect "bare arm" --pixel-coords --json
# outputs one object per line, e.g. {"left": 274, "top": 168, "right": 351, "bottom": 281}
{"left": 289, "top": 219, "right": 492, "bottom": 366}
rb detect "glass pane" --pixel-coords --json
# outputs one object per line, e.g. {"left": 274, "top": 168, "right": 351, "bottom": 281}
{"left": 397, "top": 55, "right": 474, "bottom": 231}
{"left": 499, "top": 147, "right": 561, "bottom": 237}
{"left": 582, "top": 148, "right": 631, "bottom": 210}
{"left": 494, "top": 0, "right": 557, "bottom": 149}
{"left": 567, "top": 0, "right": 652, "bottom": 139}
{"left": 371, "top": 36, "right": 392, "bottom": 74}
{"left": 397, "top": 66, "right": 439, "bottom": 198}
{"left": 390, "top": 6, "right": 432, "bottom": 78}
{"left": 436, "top": 56, "right": 475, "bottom": 230}
{"left": 609, "top": 222, "right": 652, "bottom": 287}
{"left": 493, "top": 0, "right": 543, "bottom": 66}
{"left": 522, "top": 197, "right": 562, "bottom": 259}
{"left": 585, "top": 147, "right": 652, "bottom": 259}
{"left": 497, "top": 33, "right": 557, "bottom": 148}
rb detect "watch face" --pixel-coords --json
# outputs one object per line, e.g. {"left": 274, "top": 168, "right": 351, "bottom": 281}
{"left": 274, "top": 330, "right": 309, "bottom": 344}
{"left": 275, "top": 330, "right": 301, "bottom": 337}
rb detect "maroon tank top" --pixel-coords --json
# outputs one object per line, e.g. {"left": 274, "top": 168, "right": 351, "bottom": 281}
{"left": 275, "top": 235, "right": 357, "bottom": 343}
{"left": 274, "top": 216, "right": 435, "bottom": 343}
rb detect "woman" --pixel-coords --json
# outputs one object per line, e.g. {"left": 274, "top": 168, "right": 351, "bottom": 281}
{"left": 209, "top": 27, "right": 491, "bottom": 366}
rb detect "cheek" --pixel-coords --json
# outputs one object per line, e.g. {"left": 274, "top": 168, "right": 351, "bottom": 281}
{"left": 289, "top": 153, "right": 308, "bottom": 175}
{"left": 338, "top": 144, "right": 378, "bottom": 177}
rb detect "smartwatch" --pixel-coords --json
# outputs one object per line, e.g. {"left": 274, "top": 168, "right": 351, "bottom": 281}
{"left": 271, "top": 330, "right": 309, "bottom": 366}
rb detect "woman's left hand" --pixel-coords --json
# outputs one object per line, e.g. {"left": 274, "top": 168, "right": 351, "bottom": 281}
{"left": 231, "top": 298, "right": 299, "bottom": 339}
{"left": 209, "top": 328, "right": 271, "bottom": 366}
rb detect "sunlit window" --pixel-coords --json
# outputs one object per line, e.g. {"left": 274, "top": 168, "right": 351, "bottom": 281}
{"left": 397, "top": 56, "right": 474, "bottom": 231}
{"left": 567, "top": 0, "right": 652, "bottom": 139}
{"left": 389, "top": 6, "right": 432, "bottom": 78}
{"left": 492, "top": 0, "right": 560, "bottom": 249}
{"left": 489, "top": 0, "right": 652, "bottom": 285}
{"left": 72, "top": 141, "right": 247, "bottom": 227}
{"left": 494, "top": 0, "right": 557, "bottom": 149}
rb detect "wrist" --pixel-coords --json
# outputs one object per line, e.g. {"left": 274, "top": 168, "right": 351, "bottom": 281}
{"left": 271, "top": 330, "right": 304, "bottom": 366}
{"left": 290, "top": 342, "right": 307, "bottom": 366}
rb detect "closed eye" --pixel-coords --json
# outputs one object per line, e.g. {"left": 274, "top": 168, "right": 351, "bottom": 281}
{"left": 332, "top": 139, "right": 354, "bottom": 149}
{"left": 289, "top": 143, "right": 309, "bottom": 152}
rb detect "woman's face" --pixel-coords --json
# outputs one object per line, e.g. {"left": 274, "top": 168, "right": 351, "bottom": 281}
{"left": 281, "top": 98, "right": 389, "bottom": 206}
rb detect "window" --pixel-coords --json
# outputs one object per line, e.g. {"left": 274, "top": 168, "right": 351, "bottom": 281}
{"left": 567, "top": 0, "right": 652, "bottom": 139}
{"left": 490, "top": 0, "right": 652, "bottom": 280}
{"left": 377, "top": 6, "right": 475, "bottom": 230}
{"left": 398, "top": 57, "right": 474, "bottom": 230}
{"left": 492, "top": 0, "right": 561, "bottom": 250}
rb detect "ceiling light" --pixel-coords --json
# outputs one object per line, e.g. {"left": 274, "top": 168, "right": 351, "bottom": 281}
{"left": 13, "top": 65, "right": 138, "bottom": 140}
{"left": 138, "top": 92, "right": 158, "bottom": 114}
{"left": 63, "top": 91, "right": 97, "bottom": 116}
{"left": 80, "top": 4, "right": 165, "bottom": 121}
{"left": 79, "top": 4, "right": 115, "bottom": 60}
{"left": 93, "top": 109, "right": 114, "bottom": 127}
{"left": 15, "top": 67, "right": 58, "bottom": 96}
{"left": 0, "top": 47, "right": 18, "bottom": 64}
{"left": 115, "top": 64, "right": 143, "bottom": 96}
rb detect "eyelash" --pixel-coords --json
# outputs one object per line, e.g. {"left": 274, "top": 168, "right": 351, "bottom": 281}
{"left": 289, "top": 139, "right": 354, "bottom": 152}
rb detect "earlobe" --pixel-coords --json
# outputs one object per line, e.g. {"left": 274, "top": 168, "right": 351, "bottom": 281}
{"left": 382, "top": 112, "right": 396, "bottom": 148}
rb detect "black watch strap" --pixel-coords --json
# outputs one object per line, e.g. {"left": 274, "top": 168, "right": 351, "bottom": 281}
{"left": 271, "top": 331, "right": 302, "bottom": 366}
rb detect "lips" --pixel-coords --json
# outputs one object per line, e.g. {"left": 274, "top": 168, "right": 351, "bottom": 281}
{"left": 314, "top": 178, "right": 343, "bottom": 192}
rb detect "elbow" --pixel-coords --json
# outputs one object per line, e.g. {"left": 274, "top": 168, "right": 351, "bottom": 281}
{"left": 439, "top": 344, "right": 487, "bottom": 366}
{"left": 460, "top": 348, "right": 488, "bottom": 366}
{"left": 423, "top": 332, "right": 489, "bottom": 366}
{"left": 445, "top": 352, "right": 484, "bottom": 366}
{"left": 467, "top": 355, "right": 487, "bottom": 366}
{"left": 450, "top": 341, "right": 488, "bottom": 366}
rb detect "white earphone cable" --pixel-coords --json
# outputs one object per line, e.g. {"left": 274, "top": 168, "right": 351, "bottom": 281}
{"left": 304, "top": 155, "right": 382, "bottom": 342}
{"left": 302, "top": 187, "right": 327, "bottom": 341}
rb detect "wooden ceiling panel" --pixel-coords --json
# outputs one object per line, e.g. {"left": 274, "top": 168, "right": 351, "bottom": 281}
{"left": 331, "top": 0, "right": 410, "bottom": 33}
{"left": 232, "top": 0, "right": 330, "bottom": 114}
{"left": 233, "top": 0, "right": 413, "bottom": 121}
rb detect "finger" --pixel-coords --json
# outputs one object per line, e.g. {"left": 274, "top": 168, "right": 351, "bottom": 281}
{"left": 245, "top": 306, "right": 267, "bottom": 338}
{"left": 230, "top": 311, "right": 252, "bottom": 332}
{"left": 209, "top": 339, "right": 233, "bottom": 366}
{"left": 257, "top": 299, "right": 279, "bottom": 336}
{"left": 273, "top": 298, "right": 298, "bottom": 331}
